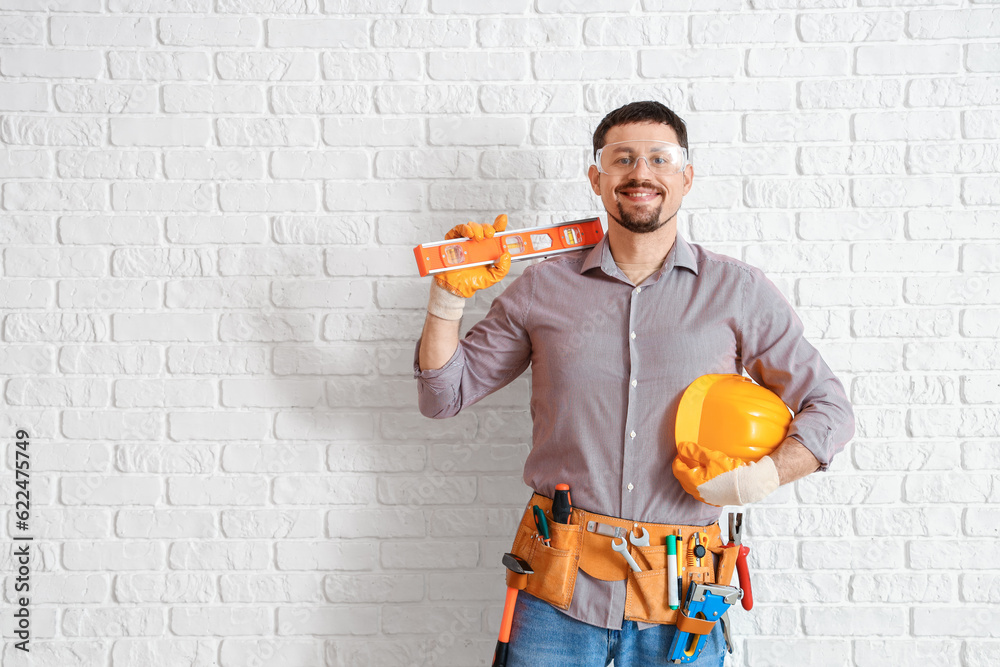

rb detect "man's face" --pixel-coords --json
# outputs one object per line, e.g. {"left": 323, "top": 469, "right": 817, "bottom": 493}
{"left": 588, "top": 121, "right": 694, "bottom": 235}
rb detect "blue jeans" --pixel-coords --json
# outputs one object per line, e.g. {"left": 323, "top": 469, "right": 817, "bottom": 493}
{"left": 505, "top": 592, "right": 727, "bottom": 667}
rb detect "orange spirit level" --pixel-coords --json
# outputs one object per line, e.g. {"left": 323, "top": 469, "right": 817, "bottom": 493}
{"left": 414, "top": 217, "right": 604, "bottom": 277}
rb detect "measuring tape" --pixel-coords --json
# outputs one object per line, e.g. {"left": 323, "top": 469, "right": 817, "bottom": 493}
{"left": 413, "top": 217, "right": 604, "bottom": 277}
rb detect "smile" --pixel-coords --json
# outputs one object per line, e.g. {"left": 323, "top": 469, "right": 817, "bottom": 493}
{"left": 619, "top": 190, "right": 661, "bottom": 203}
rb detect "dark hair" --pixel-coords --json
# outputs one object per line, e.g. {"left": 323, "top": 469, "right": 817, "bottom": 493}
{"left": 592, "top": 101, "right": 688, "bottom": 160}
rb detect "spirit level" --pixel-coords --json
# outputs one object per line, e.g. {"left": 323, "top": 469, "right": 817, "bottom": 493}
{"left": 413, "top": 217, "right": 604, "bottom": 277}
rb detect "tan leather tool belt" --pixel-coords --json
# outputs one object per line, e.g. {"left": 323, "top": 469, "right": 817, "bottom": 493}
{"left": 506, "top": 492, "right": 738, "bottom": 625}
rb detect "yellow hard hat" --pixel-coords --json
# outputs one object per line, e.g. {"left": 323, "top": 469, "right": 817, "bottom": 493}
{"left": 675, "top": 374, "right": 792, "bottom": 462}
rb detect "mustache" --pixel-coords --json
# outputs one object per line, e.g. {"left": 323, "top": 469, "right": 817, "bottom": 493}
{"left": 615, "top": 180, "right": 665, "bottom": 195}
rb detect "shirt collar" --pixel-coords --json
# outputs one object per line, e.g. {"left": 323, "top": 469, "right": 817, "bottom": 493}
{"left": 580, "top": 228, "right": 700, "bottom": 279}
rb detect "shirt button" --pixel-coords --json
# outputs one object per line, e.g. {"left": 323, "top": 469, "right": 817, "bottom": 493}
{"left": 631, "top": 379, "right": 637, "bottom": 388}
{"left": 630, "top": 331, "right": 636, "bottom": 339}
{"left": 627, "top": 483, "right": 634, "bottom": 492}
{"left": 630, "top": 431, "right": 636, "bottom": 438}
{"left": 634, "top": 287, "right": 641, "bottom": 294}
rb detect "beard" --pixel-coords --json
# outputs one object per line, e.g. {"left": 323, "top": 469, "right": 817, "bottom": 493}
{"left": 610, "top": 180, "right": 675, "bottom": 234}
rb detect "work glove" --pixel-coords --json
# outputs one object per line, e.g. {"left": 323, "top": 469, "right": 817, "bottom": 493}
{"left": 427, "top": 214, "right": 511, "bottom": 320}
{"left": 673, "top": 440, "right": 780, "bottom": 507}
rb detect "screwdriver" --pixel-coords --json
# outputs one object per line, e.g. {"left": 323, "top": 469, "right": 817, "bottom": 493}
{"left": 552, "top": 483, "right": 573, "bottom": 524}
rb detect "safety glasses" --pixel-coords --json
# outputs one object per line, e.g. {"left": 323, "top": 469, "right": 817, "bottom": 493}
{"left": 595, "top": 140, "right": 689, "bottom": 176}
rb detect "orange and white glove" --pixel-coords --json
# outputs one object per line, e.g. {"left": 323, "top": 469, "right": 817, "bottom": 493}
{"left": 673, "top": 440, "right": 780, "bottom": 507}
{"left": 427, "top": 214, "right": 511, "bottom": 320}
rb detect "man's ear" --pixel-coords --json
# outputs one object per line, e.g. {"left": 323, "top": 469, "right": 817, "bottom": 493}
{"left": 587, "top": 164, "right": 601, "bottom": 196}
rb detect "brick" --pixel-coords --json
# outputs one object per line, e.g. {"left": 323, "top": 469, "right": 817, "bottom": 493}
{"left": 375, "top": 84, "right": 474, "bottom": 115}
{"left": 748, "top": 46, "right": 849, "bottom": 77}
{"left": 377, "top": 474, "right": 477, "bottom": 506}
{"left": 799, "top": 78, "right": 903, "bottom": 109}
{"left": 277, "top": 541, "right": 377, "bottom": 571}
{"left": 908, "top": 8, "right": 1000, "bottom": 39}
{"left": 373, "top": 19, "right": 471, "bottom": 48}
{"left": 477, "top": 17, "right": 580, "bottom": 47}
{"left": 798, "top": 211, "right": 900, "bottom": 241}
{"left": 479, "top": 83, "right": 579, "bottom": 114}
{"left": 219, "top": 574, "right": 325, "bottom": 603}
{"left": 111, "top": 639, "right": 217, "bottom": 667}
{"left": 171, "top": 608, "right": 271, "bottom": 636}
{"left": 59, "top": 339, "right": 163, "bottom": 375}
{"left": 63, "top": 607, "right": 164, "bottom": 637}
{"left": 906, "top": 340, "right": 1000, "bottom": 371}
{"left": 915, "top": 606, "right": 1000, "bottom": 637}
{"left": 908, "top": 408, "right": 1000, "bottom": 437}
{"left": 961, "top": 573, "right": 1000, "bottom": 602}
{"left": 324, "top": 573, "right": 424, "bottom": 603}
{"left": 801, "top": 536, "right": 902, "bottom": 570}
{"left": 852, "top": 176, "right": 955, "bottom": 208}
{"left": 852, "top": 574, "right": 953, "bottom": 603}
{"left": 861, "top": 642, "right": 960, "bottom": 667}
{"left": 273, "top": 475, "right": 375, "bottom": 505}
{"left": 802, "top": 145, "right": 905, "bottom": 177}
{"left": 115, "top": 444, "right": 215, "bottom": 474}
{"left": 167, "top": 476, "right": 268, "bottom": 505}
{"left": 966, "top": 507, "right": 1000, "bottom": 538}
{"left": 221, "top": 510, "right": 322, "bottom": 539}
{"left": 51, "top": 16, "right": 154, "bottom": 46}
{"left": 912, "top": 539, "right": 999, "bottom": 570}
{"left": 219, "top": 313, "right": 316, "bottom": 342}
{"left": 854, "top": 110, "right": 958, "bottom": 142}
{"left": 963, "top": 375, "right": 1000, "bottom": 404}
{"left": 962, "top": 309, "right": 1000, "bottom": 338}
{"left": 160, "top": 17, "right": 259, "bottom": 46}
{"left": 858, "top": 44, "right": 960, "bottom": 74}
{"left": 110, "top": 50, "right": 211, "bottom": 81}
{"left": 965, "top": 109, "right": 1000, "bottom": 139}
{"left": 852, "top": 375, "right": 955, "bottom": 406}
{"left": 116, "top": 510, "right": 216, "bottom": 538}
{"left": 169, "top": 541, "right": 270, "bottom": 570}
{"left": 5, "top": 377, "right": 110, "bottom": 407}
{"left": 905, "top": 276, "right": 1000, "bottom": 306}
{"left": 798, "top": 11, "right": 903, "bottom": 42}
{"left": 221, "top": 442, "right": 324, "bottom": 472}
{"left": 691, "top": 81, "right": 793, "bottom": 111}
{"left": 277, "top": 606, "right": 379, "bottom": 635}
{"left": 744, "top": 178, "right": 847, "bottom": 209}
{"left": 691, "top": 13, "right": 795, "bottom": 44}
{"left": 584, "top": 16, "right": 684, "bottom": 47}
{"left": 64, "top": 541, "right": 165, "bottom": 571}
{"left": 429, "top": 51, "right": 527, "bottom": 81}
{"left": 797, "top": 472, "right": 901, "bottom": 504}
{"left": 26, "top": 509, "right": 109, "bottom": 540}
{"left": 855, "top": 505, "right": 958, "bottom": 535}
{"left": 221, "top": 639, "right": 323, "bottom": 666}
{"left": 968, "top": 43, "right": 1000, "bottom": 73}
{"left": 851, "top": 309, "right": 955, "bottom": 338}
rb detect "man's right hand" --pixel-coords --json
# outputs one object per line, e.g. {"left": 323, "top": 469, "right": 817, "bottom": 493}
{"left": 434, "top": 213, "right": 511, "bottom": 299}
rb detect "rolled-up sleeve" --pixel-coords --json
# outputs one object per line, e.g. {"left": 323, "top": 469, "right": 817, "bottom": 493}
{"left": 737, "top": 266, "right": 855, "bottom": 470}
{"left": 413, "top": 269, "right": 535, "bottom": 419}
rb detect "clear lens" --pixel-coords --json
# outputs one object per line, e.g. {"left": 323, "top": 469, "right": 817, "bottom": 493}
{"left": 597, "top": 141, "right": 687, "bottom": 176}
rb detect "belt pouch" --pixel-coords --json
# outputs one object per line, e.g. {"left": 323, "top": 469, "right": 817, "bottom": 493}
{"left": 506, "top": 500, "right": 583, "bottom": 610}
{"left": 624, "top": 526, "right": 721, "bottom": 625}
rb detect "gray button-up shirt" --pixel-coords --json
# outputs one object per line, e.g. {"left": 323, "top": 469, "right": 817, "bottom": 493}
{"left": 414, "top": 231, "right": 855, "bottom": 629}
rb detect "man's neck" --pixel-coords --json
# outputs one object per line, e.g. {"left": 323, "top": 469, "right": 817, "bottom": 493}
{"left": 606, "top": 216, "right": 678, "bottom": 267}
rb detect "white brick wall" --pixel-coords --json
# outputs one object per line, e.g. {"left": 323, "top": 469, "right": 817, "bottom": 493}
{"left": 1, "top": 2, "right": 997, "bottom": 666}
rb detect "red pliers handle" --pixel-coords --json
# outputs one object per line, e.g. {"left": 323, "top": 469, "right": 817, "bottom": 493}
{"left": 728, "top": 512, "right": 753, "bottom": 611}
{"left": 735, "top": 544, "right": 753, "bottom": 610}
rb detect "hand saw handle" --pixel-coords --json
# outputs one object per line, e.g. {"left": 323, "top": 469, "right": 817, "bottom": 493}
{"left": 736, "top": 544, "right": 752, "bottom": 610}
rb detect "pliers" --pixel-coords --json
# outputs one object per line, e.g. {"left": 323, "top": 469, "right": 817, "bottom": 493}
{"left": 726, "top": 513, "right": 753, "bottom": 611}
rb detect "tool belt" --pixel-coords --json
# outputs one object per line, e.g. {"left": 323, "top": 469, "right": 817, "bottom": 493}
{"left": 506, "top": 492, "right": 738, "bottom": 626}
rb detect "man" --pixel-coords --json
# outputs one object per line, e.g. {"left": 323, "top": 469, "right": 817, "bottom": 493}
{"left": 414, "top": 101, "right": 855, "bottom": 666}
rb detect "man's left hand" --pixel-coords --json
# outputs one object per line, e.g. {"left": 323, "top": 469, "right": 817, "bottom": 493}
{"left": 691, "top": 455, "right": 780, "bottom": 507}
